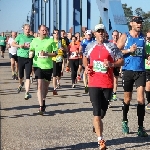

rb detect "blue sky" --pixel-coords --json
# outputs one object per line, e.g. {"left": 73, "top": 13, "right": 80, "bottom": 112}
{"left": 0, "top": 0, "right": 149, "bottom": 33}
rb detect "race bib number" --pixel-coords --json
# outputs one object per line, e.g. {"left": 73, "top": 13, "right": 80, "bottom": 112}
{"left": 1, "top": 40, "right": 4, "bottom": 42}
{"left": 70, "top": 52, "right": 78, "bottom": 58}
{"left": 24, "top": 42, "right": 30, "bottom": 48}
{"left": 56, "top": 55, "right": 63, "bottom": 62}
{"left": 93, "top": 60, "right": 107, "bottom": 73}
{"left": 38, "top": 52, "right": 48, "bottom": 58}
{"left": 131, "top": 47, "right": 143, "bottom": 56}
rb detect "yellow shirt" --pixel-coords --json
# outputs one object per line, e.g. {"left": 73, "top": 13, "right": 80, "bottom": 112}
{"left": 52, "top": 39, "right": 65, "bottom": 62}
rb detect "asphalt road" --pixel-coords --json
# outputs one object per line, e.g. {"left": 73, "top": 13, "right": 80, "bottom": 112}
{"left": 0, "top": 52, "right": 150, "bottom": 150}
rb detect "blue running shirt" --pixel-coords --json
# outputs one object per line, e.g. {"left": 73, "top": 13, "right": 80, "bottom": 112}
{"left": 123, "top": 32, "right": 145, "bottom": 71}
{"left": 81, "top": 39, "right": 95, "bottom": 53}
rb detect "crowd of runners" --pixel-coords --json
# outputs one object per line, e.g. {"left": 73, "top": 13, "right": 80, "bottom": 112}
{"left": 0, "top": 15, "right": 150, "bottom": 150}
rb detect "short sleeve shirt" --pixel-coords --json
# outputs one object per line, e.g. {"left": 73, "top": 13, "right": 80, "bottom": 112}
{"left": 84, "top": 41, "right": 123, "bottom": 88}
{"left": 0, "top": 36, "right": 6, "bottom": 46}
{"left": 15, "top": 33, "right": 34, "bottom": 58}
{"left": 8, "top": 37, "right": 18, "bottom": 55}
{"left": 29, "top": 37, "right": 54, "bottom": 69}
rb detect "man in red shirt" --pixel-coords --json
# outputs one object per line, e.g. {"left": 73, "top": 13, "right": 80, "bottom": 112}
{"left": 83, "top": 24, "right": 124, "bottom": 150}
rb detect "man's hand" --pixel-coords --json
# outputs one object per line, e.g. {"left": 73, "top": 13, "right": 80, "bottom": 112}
{"left": 24, "top": 43, "right": 30, "bottom": 48}
{"left": 85, "top": 65, "right": 94, "bottom": 75}
{"left": 130, "top": 44, "right": 137, "bottom": 53}
{"left": 19, "top": 45, "right": 24, "bottom": 48}
{"left": 103, "top": 59, "right": 113, "bottom": 68}
{"left": 40, "top": 50, "right": 48, "bottom": 56}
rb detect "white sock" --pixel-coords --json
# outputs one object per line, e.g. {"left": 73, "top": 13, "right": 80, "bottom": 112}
{"left": 98, "top": 136, "right": 103, "bottom": 141}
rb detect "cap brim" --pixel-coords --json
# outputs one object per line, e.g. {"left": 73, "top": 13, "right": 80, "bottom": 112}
{"left": 95, "top": 28, "right": 105, "bottom": 31}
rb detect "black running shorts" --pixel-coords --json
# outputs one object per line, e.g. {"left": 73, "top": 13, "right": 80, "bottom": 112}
{"left": 34, "top": 67, "right": 52, "bottom": 81}
{"left": 89, "top": 87, "right": 112, "bottom": 117}
{"left": 0, "top": 45, "right": 6, "bottom": 52}
{"left": 122, "top": 70, "right": 146, "bottom": 92}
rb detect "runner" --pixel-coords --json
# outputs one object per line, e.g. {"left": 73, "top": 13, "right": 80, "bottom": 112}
{"left": 83, "top": 24, "right": 124, "bottom": 149}
{"left": 110, "top": 30, "right": 120, "bottom": 101}
{"left": 60, "top": 30, "right": 70, "bottom": 75}
{"left": 7, "top": 32, "right": 18, "bottom": 80}
{"left": 74, "top": 32, "right": 82, "bottom": 80}
{"left": 52, "top": 29, "right": 64, "bottom": 95}
{"left": 12, "top": 24, "right": 34, "bottom": 100}
{"left": 80, "top": 30, "right": 95, "bottom": 93}
{"left": 68, "top": 35, "right": 80, "bottom": 88}
{"left": 117, "top": 16, "right": 148, "bottom": 137}
{"left": 0, "top": 32, "right": 6, "bottom": 58}
{"left": 29, "top": 25, "right": 55, "bottom": 115}
{"left": 145, "top": 31, "right": 150, "bottom": 110}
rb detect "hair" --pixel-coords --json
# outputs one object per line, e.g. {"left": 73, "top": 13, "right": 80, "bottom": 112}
{"left": 147, "top": 29, "right": 150, "bottom": 33}
{"left": 75, "top": 32, "right": 80, "bottom": 35}
{"left": 23, "top": 24, "right": 30, "bottom": 29}
{"left": 38, "top": 25, "right": 46, "bottom": 30}
{"left": 61, "top": 30, "right": 65, "bottom": 33}
{"left": 112, "top": 30, "right": 119, "bottom": 35}
{"left": 71, "top": 35, "right": 77, "bottom": 40}
{"left": 53, "top": 29, "right": 59, "bottom": 33}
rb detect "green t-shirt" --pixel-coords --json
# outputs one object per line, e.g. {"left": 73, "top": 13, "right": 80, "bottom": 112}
{"left": 0, "top": 36, "right": 6, "bottom": 46}
{"left": 29, "top": 37, "right": 55, "bottom": 69}
{"left": 15, "top": 33, "right": 34, "bottom": 58}
{"left": 145, "top": 41, "right": 150, "bottom": 69}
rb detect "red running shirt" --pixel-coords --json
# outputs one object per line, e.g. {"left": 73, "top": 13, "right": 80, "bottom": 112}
{"left": 84, "top": 41, "right": 123, "bottom": 88}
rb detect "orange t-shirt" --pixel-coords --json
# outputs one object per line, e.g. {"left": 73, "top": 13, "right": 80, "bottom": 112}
{"left": 68, "top": 42, "right": 80, "bottom": 59}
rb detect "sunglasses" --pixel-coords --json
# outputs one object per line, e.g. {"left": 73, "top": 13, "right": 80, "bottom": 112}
{"left": 96, "top": 29, "right": 105, "bottom": 33}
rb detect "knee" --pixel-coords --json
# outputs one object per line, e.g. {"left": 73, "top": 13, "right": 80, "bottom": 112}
{"left": 124, "top": 94, "right": 132, "bottom": 104}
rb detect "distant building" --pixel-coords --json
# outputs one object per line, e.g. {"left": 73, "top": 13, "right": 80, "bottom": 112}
{"left": 4, "top": 31, "right": 12, "bottom": 37}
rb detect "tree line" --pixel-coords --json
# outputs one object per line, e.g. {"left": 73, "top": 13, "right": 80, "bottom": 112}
{"left": 122, "top": 3, "right": 150, "bottom": 34}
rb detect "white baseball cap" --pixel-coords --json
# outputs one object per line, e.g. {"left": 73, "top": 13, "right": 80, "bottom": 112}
{"left": 85, "top": 30, "right": 92, "bottom": 35}
{"left": 94, "top": 24, "right": 105, "bottom": 31}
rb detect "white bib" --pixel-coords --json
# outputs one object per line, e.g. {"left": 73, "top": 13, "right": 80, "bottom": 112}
{"left": 131, "top": 47, "right": 143, "bottom": 56}
{"left": 93, "top": 60, "right": 107, "bottom": 73}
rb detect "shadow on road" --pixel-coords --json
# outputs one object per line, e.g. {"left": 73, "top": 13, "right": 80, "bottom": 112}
{"left": 41, "top": 142, "right": 98, "bottom": 150}
{"left": 41, "top": 136, "right": 150, "bottom": 150}
{"left": 0, "top": 62, "right": 10, "bottom": 67}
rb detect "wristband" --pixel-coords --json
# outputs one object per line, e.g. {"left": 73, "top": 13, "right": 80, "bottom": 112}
{"left": 127, "top": 49, "right": 130, "bottom": 52}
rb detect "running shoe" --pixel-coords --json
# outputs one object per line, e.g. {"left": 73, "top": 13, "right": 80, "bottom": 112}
{"left": 57, "top": 83, "right": 60, "bottom": 89}
{"left": 53, "top": 90, "right": 58, "bottom": 95}
{"left": 24, "top": 92, "right": 32, "bottom": 100}
{"left": 122, "top": 121, "right": 129, "bottom": 135}
{"left": 61, "top": 71, "right": 63, "bottom": 76}
{"left": 145, "top": 103, "right": 150, "bottom": 110}
{"left": 72, "top": 84, "right": 76, "bottom": 88}
{"left": 137, "top": 126, "right": 148, "bottom": 137}
{"left": 65, "top": 66, "right": 70, "bottom": 72}
{"left": 98, "top": 139, "right": 107, "bottom": 150}
{"left": 38, "top": 106, "right": 45, "bottom": 115}
{"left": 111, "top": 94, "right": 117, "bottom": 101}
{"left": 85, "top": 86, "right": 89, "bottom": 94}
{"left": 12, "top": 74, "right": 16, "bottom": 80}
{"left": 15, "top": 75, "right": 18, "bottom": 80}
{"left": 17, "top": 82, "right": 24, "bottom": 93}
